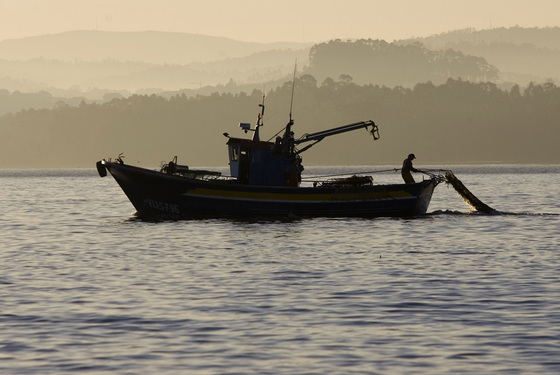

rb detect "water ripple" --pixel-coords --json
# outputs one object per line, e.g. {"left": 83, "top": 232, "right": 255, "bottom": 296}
{"left": 1, "top": 168, "right": 560, "bottom": 374}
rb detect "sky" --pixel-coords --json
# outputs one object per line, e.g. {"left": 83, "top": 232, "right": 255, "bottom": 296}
{"left": 1, "top": 0, "right": 559, "bottom": 43}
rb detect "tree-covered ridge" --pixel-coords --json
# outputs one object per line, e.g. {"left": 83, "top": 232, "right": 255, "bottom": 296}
{"left": 414, "top": 27, "right": 560, "bottom": 84}
{"left": 3, "top": 27, "right": 559, "bottom": 102}
{"left": 0, "top": 77, "right": 558, "bottom": 168}
{"left": 306, "top": 39, "right": 499, "bottom": 87}
{"left": 420, "top": 26, "right": 560, "bottom": 50}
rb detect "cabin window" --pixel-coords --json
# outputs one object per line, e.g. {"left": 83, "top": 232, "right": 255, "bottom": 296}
{"left": 231, "top": 146, "right": 239, "bottom": 162}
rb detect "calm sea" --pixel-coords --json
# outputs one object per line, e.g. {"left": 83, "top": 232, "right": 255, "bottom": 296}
{"left": 1, "top": 165, "right": 560, "bottom": 374}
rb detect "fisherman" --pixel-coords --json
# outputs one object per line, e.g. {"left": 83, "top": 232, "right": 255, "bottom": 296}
{"left": 401, "top": 153, "right": 420, "bottom": 184}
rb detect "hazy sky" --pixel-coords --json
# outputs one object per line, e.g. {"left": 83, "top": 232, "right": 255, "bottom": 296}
{"left": 1, "top": 0, "right": 559, "bottom": 43}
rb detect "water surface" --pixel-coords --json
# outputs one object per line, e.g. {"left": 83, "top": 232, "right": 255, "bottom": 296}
{"left": 1, "top": 166, "right": 560, "bottom": 374}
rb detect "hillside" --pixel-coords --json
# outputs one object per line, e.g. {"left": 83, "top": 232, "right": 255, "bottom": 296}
{"left": 0, "top": 48, "right": 309, "bottom": 94}
{"left": 0, "top": 78, "right": 558, "bottom": 168}
{"left": 0, "top": 30, "right": 312, "bottom": 64}
{"left": 416, "top": 27, "right": 560, "bottom": 50}
{"left": 0, "top": 31, "right": 311, "bottom": 102}
{"left": 1, "top": 27, "right": 560, "bottom": 168}
{"left": 304, "top": 39, "right": 498, "bottom": 87}
{"left": 2, "top": 27, "right": 560, "bottom": 104}
{"left": 412, "top": 27, "right": 560, "bottom": 84}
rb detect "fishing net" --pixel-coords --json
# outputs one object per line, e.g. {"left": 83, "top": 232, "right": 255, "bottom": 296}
{"left": 445, "top": 171, "right": 496, "bottom": 214}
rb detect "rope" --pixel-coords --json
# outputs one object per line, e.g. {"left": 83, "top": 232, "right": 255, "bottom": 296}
{"left": 300, "top": 168, "right": 400, "bottom": 181}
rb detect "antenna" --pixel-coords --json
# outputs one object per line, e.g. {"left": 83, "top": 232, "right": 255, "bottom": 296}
{"left": 256, "top": 93, "right": 265, "bottom": 127}
{"left": 281, "top": 60, "right": 297, "bottom": 151}
{"left": 251, "top": 92, "right": 266, "bottom": 142}
{"left": 289, "top": 60, "right": 297, "bottom": 124}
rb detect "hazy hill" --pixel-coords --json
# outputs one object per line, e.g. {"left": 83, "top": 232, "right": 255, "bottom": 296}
{"left": 0, "top": 89, "right": 92, "bottom": 116}
{"left": 0, "top": 31, "right": 310, "bottom": 102}
{"left": 1, "top": 27, "right": 559, "bottom": 124}
{"left": 0, "top": 30, "right": 312, "bottom": 64}
{"left": 416, "top": 27, "right": 560, "bottom": 50}
{"left": 305, "top": 39, "right": 498, "bottom": 87}
{"left": 412, "top": 27, "right": 560, "bottom": 85}
{"left": 2, "top": 27, "right": 559, "bottom": 104}
{"left": 0, "top": 48, "right": 308, "bottom": 94}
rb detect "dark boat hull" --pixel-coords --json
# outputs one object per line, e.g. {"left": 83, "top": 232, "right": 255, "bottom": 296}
{"left": 100, "top": 161, "right": 439, "bottom": 218}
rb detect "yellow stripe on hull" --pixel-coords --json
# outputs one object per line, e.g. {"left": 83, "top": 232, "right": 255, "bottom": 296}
{"left": 184, "top": 188, "right": 413, "bottom": 202}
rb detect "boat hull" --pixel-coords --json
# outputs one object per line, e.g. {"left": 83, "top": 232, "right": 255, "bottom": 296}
{"left": 100, "top": 161, "right": 439, "bottom": 218}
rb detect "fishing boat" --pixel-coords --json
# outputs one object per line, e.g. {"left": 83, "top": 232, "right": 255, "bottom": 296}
{"left": 96, "top": 98, "right": 444, "bottom": 219}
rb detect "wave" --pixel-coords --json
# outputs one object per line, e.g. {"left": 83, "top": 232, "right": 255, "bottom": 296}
{"left": 429, "top": 209, "right": 560, "bottom": 217}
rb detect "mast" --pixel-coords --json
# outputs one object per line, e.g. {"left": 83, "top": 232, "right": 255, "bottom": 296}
{"left": 288, "top": 60, "right": 297, "bottom": 127}
{"left": 283, "top": 61, "right": 298, "bottom": 154}
{"left": 252, "top": 93, "right": 265, "bottom": 141}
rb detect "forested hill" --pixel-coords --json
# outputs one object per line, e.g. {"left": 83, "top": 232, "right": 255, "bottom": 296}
{"left": 413, "top": 27, "right": 560, "bottom": 84}
{"left": 1, "top": 27, "right": 559, "bottom": 168}
{"left": 1, "top": 27, "right": 558, "bottom": 103}
{"left": 0, "top": 39, "right": 499, "bottom": 114}
{"left": 305, "top": 39, "right": 498, "bottom": 87}
{"left": 0, "top": 77, "right": 558, "bottom": 168}
{"left": 418, "top": 27, "right": 560, "bottom": 50}
{"left": 0, "top": 30, "right": 311, "bottom": 64}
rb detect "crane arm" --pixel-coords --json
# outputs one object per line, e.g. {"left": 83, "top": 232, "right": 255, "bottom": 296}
{"left": 293, "top": 120, "right": 379, "bottom": 154}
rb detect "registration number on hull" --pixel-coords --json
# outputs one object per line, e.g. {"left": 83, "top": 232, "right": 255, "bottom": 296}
{"left": 144, "top": 199, "right": 180, "bottom": 214}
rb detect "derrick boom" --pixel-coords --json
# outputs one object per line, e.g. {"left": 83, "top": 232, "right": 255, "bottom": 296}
{"left": 293, "top": 120, "right": 379, "bottom": 154}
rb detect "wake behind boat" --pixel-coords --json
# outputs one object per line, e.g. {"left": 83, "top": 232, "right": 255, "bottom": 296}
{"left": 97, "top": 97, "right": 444, "bottom": 219}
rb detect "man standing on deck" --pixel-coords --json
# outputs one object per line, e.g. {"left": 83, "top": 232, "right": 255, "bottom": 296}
{"left": 402, "top": 153, "right": 420, "bottom": 184}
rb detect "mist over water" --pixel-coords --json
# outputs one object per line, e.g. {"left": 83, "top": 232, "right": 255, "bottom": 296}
{"left": 1, "top": 165, "right": 560, "bottom": 374}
